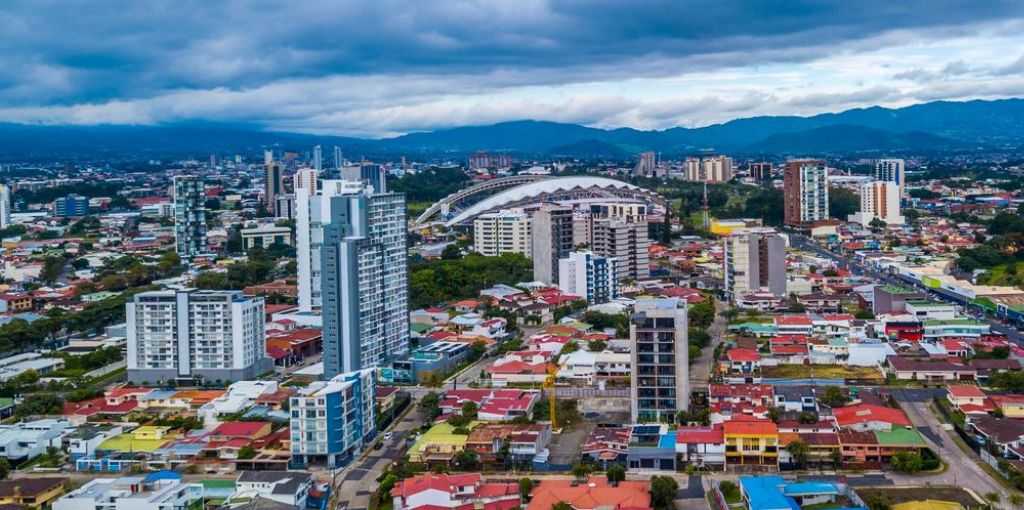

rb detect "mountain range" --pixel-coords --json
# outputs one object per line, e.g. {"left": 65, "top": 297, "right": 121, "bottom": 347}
{"left": 3, "top": 98, "right": 1024, "bottom": 160}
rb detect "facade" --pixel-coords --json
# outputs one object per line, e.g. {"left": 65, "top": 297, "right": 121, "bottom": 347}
{"left": 290, "top": 368, "right": 376, "bottom": 468}
{"left": 54, "top": 194, "right": 89, "bottom": 217}
{"left": 875, "top": 158, "right": 906, "bottom": 198}
{"left": 241, "top": 224, "right": 293, "bottom": 251}
{"left": 0, "top": 184, "right": 10, "bottom": 228}
{"left": 172, "top": 176, "right": 207, "bottom": 259}
{"left": 558, "top": 251, "right": 618, "bottom": 304}
{"left": 749, "top": 162, "right": 772, "bottom": 183}
{"left": 299, "top": 179, "right": 409, "bottom": 377}
{"left": 849, "top": 180, "right": 904, "bottom": 227}
{"left": 724, "top": 228, "right": 787, "bottom": 302}
{"left": 591, "top": 218, "right": 650, "bottom": 282}
{"left": 531, "top": 204, "right": 574, "bottom": 284}
{"left": 630, "top": 298, "right": 689, "bottom": 423}
{"left": 472, "top": 209, "right": 532, "bottom": 257}
{"left": 126, "top": 289, "right": 269, "bottom": 383}
{"left": 265, "top": 155, "right": 284, "bottom": 215}
{"left": 783, "top": 159, "right": 829, "bottom": 227}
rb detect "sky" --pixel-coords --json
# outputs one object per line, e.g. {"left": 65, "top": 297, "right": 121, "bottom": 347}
{"left": 4, "top": 1, "right": 1024, "bottom": 138}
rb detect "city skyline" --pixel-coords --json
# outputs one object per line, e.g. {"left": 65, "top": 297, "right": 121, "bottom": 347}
{"left": 2, "top": 2, "right": 1024, "bottom": 137}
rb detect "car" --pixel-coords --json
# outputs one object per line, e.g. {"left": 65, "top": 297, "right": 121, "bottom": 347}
{"left": 384, "top": 431, "right": 393, "bottom": 441}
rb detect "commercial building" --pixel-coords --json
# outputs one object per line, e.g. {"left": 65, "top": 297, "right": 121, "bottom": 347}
{"left": 783, "top": 159, "right": 829, "bottom": 227}
{"left": 240, "top": 224, "right": 293, "bottom": 251}
{"left": 54, "top": 194, "right": 89, "bottom": 217}
{"left": 265, "top": 153, "right": 284, "bottom": 215}
{"left": 531, "top": 204, "right": 574, "bottom": 284}
{"left": 297, "top": 179, "right": 409, "bottom": 377}
{"left": 290, "top": 368, "right": 376, "bottom": 468}
{"left": 172, "top": 176, "right": 206, "bottom": 259}
{"left": 558, "top": 251, "right": 618, "bottom": 304}
{"left": 749, "top": 162, "right": 772, "bottom": 183}
{"left": 472, "top": 209, "right": 532, "bottom": 257}
{"left": 341, "top": 163, "right": 388, "bottom": 193}
{"left": 875, "top": 158, "right": 906, "bottom": 198}
{"left": 849, "top": 180, "right": 904, "bottom": 227}
{"left": 125, "top": 289, "right": 270, "bottom": 384}
{"left": 630, "top": 298, "right": 689, "bottom": 423}
{"left": 723, "top": 228, "right": 787, "bottom": 301}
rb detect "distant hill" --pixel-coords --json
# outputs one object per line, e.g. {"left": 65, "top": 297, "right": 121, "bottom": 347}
{"left": 3, "top": 97, "right": 1024, "bottom": 159}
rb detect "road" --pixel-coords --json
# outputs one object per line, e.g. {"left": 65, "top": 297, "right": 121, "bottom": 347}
{"left": 890, "top": 389, "right": 1011, "bottom": 501}
{"left": 690, "top": 298, "right": 727, "bottom": 388}
{"left": 789, "top": 233, "right": 1024, "bottom": 345}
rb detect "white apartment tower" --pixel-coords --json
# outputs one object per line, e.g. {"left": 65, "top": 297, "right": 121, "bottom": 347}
{"left": 724, "top": 228, "right": 787, "bottom": 302}
{"left": 473, "top": 209, "right": 532, "bottom": 257}
{"left": 558, "top": 251, "right": 618, "bottom": 304}
{"left": 849, "top": 180, "right": 904, "bottom": 227}
{"left": 126, "top": 290, "right": 269, "bottom": 384}
{"left": 685, "top": 156, "right": 733, "bottom": 183}
{"left": 0, "top": 184, "right": 10, "bottom": 228}
{"left": 875, "top": 159, "right": 906, "bottom": 198}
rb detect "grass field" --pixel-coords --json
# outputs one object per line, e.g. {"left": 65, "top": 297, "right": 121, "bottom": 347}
{"left": 977, "top": 262, "right": 1024, "bottom": 288}
{"left": 856, "top": 487, "right": 984, "bottom": 509}
{"left": 760, "top": 364, "right": 884, "bottom": 381}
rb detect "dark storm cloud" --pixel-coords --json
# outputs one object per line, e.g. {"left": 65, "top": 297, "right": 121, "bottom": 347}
{"left": 1, "top": 0, "right": 1022, "bottom": 106}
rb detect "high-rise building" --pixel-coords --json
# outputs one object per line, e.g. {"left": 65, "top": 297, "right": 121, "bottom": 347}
{"left": 53, "top": 194, "right": 89, "bottom": 217}
{"left": 473, "top": 209, "right": 532, "bottom": 257}
{"left": 264, "top": 149, "right": 274, "bottom": 166}
{"left": 333, "top": 146, "right": 343, "bottom": 170}
{"left": 531, "top": 204, "right": 574, "bottom": 284}
{"left": 173, "top": 176, "right": 206, "bottom": 258}
{"left": 630, "top": 298, "right": 689, "bottom": 423}
{"left": 875, "top": 159, "right": 906, "bottom": 198}
{"left": 265, "top": 157, "right": 284, "bottom": 215}
{"left": 290, "top": 368, "right": 376, "bottom": 468}
{"left": 724, "top": 228, "right": 787, "bottom": 302}
{"left": 468, "top": 151, "right": 512, "bottom": 170}
{"left": 276, "top": 194, "right": 296, "bottom": 220}
{"left": 749, "top": 162, "right": 772, "bottom": 183}
{"left": 341, "top": 164, "right": 387, "bottom": 193}
{"left": 849, "top": 180, "right": 904, "bottom": 227}
{"left": 591, "top": 219, "right": 650, "bottom": 283}
{"left": 783, "top": 159, "right": 829, "bottom": 227}
{"left": 685, "top": 156, "right": 733, "bottom": 183}
{"left": 313, "top": 145, "right": 323, "bottom": 173}
{"left": 125, "top": 289, "right": 269, "bottom": 384}
{"left": 684, "top": 157, "right": 701, "bottom": 181}
{"left": 558, "top": 251, "right": 618, "bottom": 304}
{"left": 634, "top": 151, "right": 656, "bottom": 177}
{"left": 0, "top": 184, "right": 10, "bottom": 228}
{"left": 300, "top": 179, "right": 409, "bottom": 378}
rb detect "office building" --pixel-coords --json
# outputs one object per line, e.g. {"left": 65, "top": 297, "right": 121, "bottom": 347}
{"left": 558, "top": 251, "right": 618, "bottom": 304}
{"left": 265, "top": 156, "right": 284, "bottom": 215}
{"left": 591, "top": 218, "right": 650, "bottom": 282}
{"left": 294, "top": 169, "right": 319, "bottom": 312}
{"left": 53, "top": 194, "right": 89, "bottom": 217}
{"left": 724, "top": 228, "right": 787, "bottom": 302}
{"left": 125, "top": 290, "right": 269, "bottom": 384}
{"left": 333, "top": 146, "right": 343, "bottom": 170}
{"left": 849, "top": 180, "right": 904, "bottom": 227}
{"left": 276, "top": 194, "right": 295, "bottom": 220}
{"left": 173, "top": 176, "right": 206, "bottom": 258}
{"left": 299, "top": 180, "right": 408, "bottom": 377}
{"left": 749, "top": 162, "right": 772, "bottom": 183}
{"left": 684, "top": 156, "right": 733, "bottom": 183}
{"left": 531, "top": 204, "right": 574, "bottom": 284}
{"left": 313, "top": 145, "right": 322, "bottom": 172}
{"left": 630, "top": 298, "right": 689, "bottom": 423}
{"left": 473, "top": 209, "right": 532, "bottom": 257}
{"left": 875, "top": 158, "right": 906, "bottom": 198}
{"left": 0, "top": 184, "right": 10, "bottom": 228}
{"left": 290, "top": 368, "right": 376, "bottom": 468}
{"left": 634, "top": 151, "right": 657, "bottom": 177}
{"left": 341, "top": 164, "right": 387, "bottom": 193}
{"left": 783, "top": 159, "right": 829, "bottom": 227}
{"left": 240, "top": 224, "right": 293, "bottom": 251}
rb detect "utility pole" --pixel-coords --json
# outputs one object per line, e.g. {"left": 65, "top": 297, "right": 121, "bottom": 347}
{"left": 702, "top": 181, "right": 710, "bottom": 231}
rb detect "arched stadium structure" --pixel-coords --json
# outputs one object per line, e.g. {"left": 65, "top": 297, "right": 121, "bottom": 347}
{"left": 438, "top": 176, "right": 667, "bottom": 227}
{"left": 413, "top": 174, "right": 549, "bottom": 227}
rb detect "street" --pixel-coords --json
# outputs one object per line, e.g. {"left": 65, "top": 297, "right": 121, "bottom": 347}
{"left": 690, "top": 298, "right": 726, "bottom": 388}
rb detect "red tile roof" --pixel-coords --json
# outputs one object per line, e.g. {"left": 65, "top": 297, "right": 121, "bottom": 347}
{"left": 726, "top": 348, "right": 761, "bottom": 362}
{"left": 211, "top": 421, "right": 267, "bottom": 437}
{"left": 723, "top": 419, "right": 778, "bottom": 436}
{"left": 676, "top": 425, "right": 724, "bottom": 444}
{"left": 947, "top": 384, "right": 986, "bottom": 399}
{"left": 833, "top": 404, "right": 911, "bottom": 428}
{"left": 392, "top": 473, "right": 481, "bottom": 498}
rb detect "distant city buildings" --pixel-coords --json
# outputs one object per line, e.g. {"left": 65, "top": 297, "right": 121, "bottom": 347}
{"left": 634, "top": 151, "right": 657, "bottom": 177}
{"left": 749, "top": 162, "right": 772, "bottom": 183}
{"left": 558, "top": 251, "right": 618, "bottom": 304}
{"left": 630, "top": 298, "right": 689, "bottom": 423}
{"left": 125, "top": 289, "right": 269, "bottom": 384}
{"left": 312, "top": 145, "right": 322, "bottom": 173}
{"left": 849, "top": 180, "right": 904, "bottom": 227}
{"left": 469, "top": 151, "right": 512, "bottom": 170}
{"left": 473, "top": 209, "right": 532, "bottom": 257}
{"left": 53, "top": 194, "right": 89, "bottom": 217}
{"left": 875, "top": 158, "right": 906, "bottom": 198}
{"left": 290, "top": 368, "right": 376, "bottom": 468}
{"left": 783, "top": 159, "right": 829, "bottom": 227}
{"left": 0, "top": 184, "right": 10, "bottom": 228}
{"left": 172, "top": 176, "right": 206, "bottom": 259}
{"left": 297, "top": 178, "right": 409, "bottom": 378}
{"left": 531, "top": 204, "right": 574, "bottom": 285}
{"left": 724, "top": 228, "right": 787, "bottom": 302}
{"left": 685, "top": 155, "right": 734, "bottom": 183}
{"left": 264, "top": 152, "right": 284, "bottom": 216}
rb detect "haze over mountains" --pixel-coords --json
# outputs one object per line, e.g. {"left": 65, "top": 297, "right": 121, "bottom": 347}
{"left": 3, "top": 98, "right": 1023, "bottom": 159}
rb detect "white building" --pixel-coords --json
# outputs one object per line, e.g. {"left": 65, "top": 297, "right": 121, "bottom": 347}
{"left": 126, "top": 289, "right": 269, "bottom": 384}
{"left": 875, "top": 158, "right": 906, "bottom": 198}
{"left": 472, "top": 209, "right": 532, "bottom": 257}
{"left": 296, "top": 176, "right": 408, "bottom": 377}
{"left": 558, "top": 251, "right": 618, "bottom": 304}
{"left": 0, "top": 184, "right": 10, "bottom": 228}
{"left": 784, "top": 159, "right": 829, "bottom": 226}
{"left": 0, "top": 419, "right": 73, "bottom": 461}
{"left": 53, "top": 476, "right": 203, "bottom": 510}
{"left": 724, "top": 228, "right": 787, "bottom": 302}
{"left": 684, "top": 156, "right": 733, "bottom": 183}
{"left": 240, "top": 224, "right": 293, "bottom": 251}
{"left": 848, "top": 180, "right": 904, "bottom": 227}
{"left": 234, "top": 471, "right": 313, "bottom": 509}
{"left": 557, "top": 349, "right": 631, "bottom": 384}
{"left": 290, "top": 368, "right": 376, "bottom": 468}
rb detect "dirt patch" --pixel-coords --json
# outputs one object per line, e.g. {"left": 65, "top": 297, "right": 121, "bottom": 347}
{"left": 856, "top": 487, "right": 985, "bottom": 509}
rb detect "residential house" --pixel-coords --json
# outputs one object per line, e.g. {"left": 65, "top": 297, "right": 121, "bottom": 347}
{"left": 391, "top": 473, "right": 519, "bottom": 510}
{"left": 885, "top": 356, "right": 976, "bottom": 382}
{"left": 53, "top": 474, "right": 203, "bottom": 510}
{"left": 527, "top": 478, "right": 650, "bottom": 510}
{"left": 675, "top": 425, "right": 726, "bottom": 469}
{"left": 832, "top": 404, "right": 911, "bottom": 432}
{"left": 0, "top": 478, "right": 67, "bottom": 508}
{"left": 723, "top": 419, "right": 779, "bottom": 466}
{"left": 235, "top": 471, "right": 313, "bottom": 509}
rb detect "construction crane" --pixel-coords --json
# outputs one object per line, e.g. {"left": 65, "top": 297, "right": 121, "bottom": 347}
{"left": 544, "top": 364, "right": 558, "bottom": 430}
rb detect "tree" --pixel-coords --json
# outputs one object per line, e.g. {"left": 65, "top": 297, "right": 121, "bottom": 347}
{"left": 786, "top": 440, "right": 810, "bottom": 468}
{"left": 237, "top": 446, "right": 256, "bottom": 459}
{"left": 1009, "top": 493, "right": 1023, "bottom": 507}
{"left": 419, "top": 392, "right": 441, "bottom": 420}
{"left": 868, "top": 217, "right": 887, "bottom": 232}
{"left": 588, "top": 340, "right": 607, "bottom": 352}
{"left": 454, "top": 449, "right": 479, "bottom": 470}
{"left": 461, "top": 401, "right": 478, "bottom": 419}
{"left": 660, "top": 207, "right": 673, "bottom": 245}
{"left": 649, "top": 476, "right": 679, "bottom": 510}
{"left": 552, "top": 503, "right": 573, "bottom": 510}
{"left": 571, "top": 462, "right": 591, "bottom": 481}
{"left": 0, "top": 458, "right": 9, "bottom": 480}
{"left": 798, "top": 411, "right": 819, "bottom": 424}
{"left": 820, "top": 386, "right": 849, "bottom": 408}
{"left": 518, "top": 478, "right": 534, "bottom": 501}
{"left": 829, "top": 187, "right": 859, "bottom": 219}
{"left": 40, "top": 255, "right": 66, "bottom": 284}
{"left": 441, "top": 244, "right": 461, "bottom": 260}
{"left": 891, "top": 451, "right": 923, "bottom": 473}
{"left": 606, "top": 464, "right": 626, "bottom": 484}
